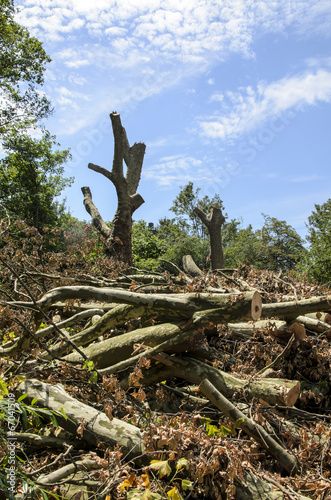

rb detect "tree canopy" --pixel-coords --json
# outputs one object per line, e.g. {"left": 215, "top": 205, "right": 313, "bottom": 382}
{"left": 305, "top": 199, "right": 331, "bottom": 284}
{"left": 0, "top": 132, "right": 72, "bottom": 231}
{"left": 0, "top": 0, "right": 52, "bottom": 138}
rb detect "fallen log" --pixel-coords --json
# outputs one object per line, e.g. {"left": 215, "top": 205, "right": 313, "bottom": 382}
{"left": 121, "top": 355, "right": 300, "bottom": 407}
{"left": 227, "top": 320, "right": 306, "bottom": 342}
{"left": 6, "top": 286, "right": 262, "bottom": 322}
{"left": 16, "top": 379, "right": 144, "bottom": 460}
{"left": 199, "top": 378, "right": 298, "bottom": 474}
{"left": 42, "top": 303, "right": 147, "bottom": 359}
{"left": 294, "top": 315, "right": 331, "bottom": 334}
{"left": 60, "top": 295, "right": 262, "bottom": 368}
{"left": 62, "top": 321, "right": 191, "bottom": 368}
{"left": 261, "top": 295, "right": 331, "bottom": 321}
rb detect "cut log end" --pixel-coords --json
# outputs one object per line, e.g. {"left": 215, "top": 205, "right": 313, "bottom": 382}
{"left": 251, "top": 291, "right": 262, "bottom": 321}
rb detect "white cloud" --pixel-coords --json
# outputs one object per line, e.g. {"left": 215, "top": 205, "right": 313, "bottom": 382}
{"left": 143, "top": 153, "right": 233, "bottom": 188}
{"left": 16, "top": 0, "right": 331, "bottom": 64}
{"left": 199, "top": 68, "right": 331, "bottom": 140}
{"left": 13, "top": 0, "right": 331, "bottom": 137}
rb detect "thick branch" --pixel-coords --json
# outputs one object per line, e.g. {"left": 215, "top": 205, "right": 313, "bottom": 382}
{"left": 110, "top": 112, "right": 125, "bottom": 179}
{"left": 7, "top": 286, "right": 262, "bottom": 322}
{"left": 199, "top": 378, "right": 298, "bottom": 474}
{"left": 130, "top": 192, "right": 145, "bottom": 213}
{"left": 123, "top": 128, "right": 146, "bottom": 195}
{"left": 87, "top": 162, "right": 114, "bottom": 183}
{"left": 121, "top": 355, "right": 300, "bottom": 407}
{"left": 261, "top": 295, "right": 331, "bottom": 320}
{"left": 16, "top": 379, "right": 144, "bottom": 459}
{"left": 81, "top": 187, "right": 111, "bottom": 240}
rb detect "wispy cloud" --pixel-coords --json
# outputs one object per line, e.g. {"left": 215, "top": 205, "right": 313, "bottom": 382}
{"left": 14, "top": 0, "right": 331, "bottom": 136}
{"left": 199, "top": 68, "right": 331, "bottom": 140}
{"left": 143, "top": 153, "right": 235, "bottom": 188}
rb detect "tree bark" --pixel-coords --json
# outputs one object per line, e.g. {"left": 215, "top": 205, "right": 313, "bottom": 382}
{"left": 81, "top": 112, "right": 145, "bottom": 265}
{"left": 8, "top": 286, "right": 262, "bottom": 322}
{"left": 193, "top": 205, "right": 225, "bottom": 270}
{"left": 16, "top": 379, "right": 144, "bottom": 459}
{"left": 182, "top": 254, "right": 203, "bottom": 276}
{"left": 261, "top": 295, "right": 331, "bottom": 320}
{"left": 121, "top": 355, "right": 300, "bottom": 407}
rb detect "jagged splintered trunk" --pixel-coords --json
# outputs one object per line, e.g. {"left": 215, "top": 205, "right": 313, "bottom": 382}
{"left": 194, "top": 205, "right": 225, "bottom": 270}
{"left": 81, "top": 113, "right": 145, "bottom": 265}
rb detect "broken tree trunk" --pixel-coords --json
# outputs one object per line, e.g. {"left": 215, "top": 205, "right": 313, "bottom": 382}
{"left": 16, "top": 379, "right": 144, "bottom": 460}
{"left": 193, "top": 205, "right": 225, "bottom": 270}
{"left": 182, "top": 254, "right": 203, "bottom": 277}
{"left": 82, "top": 112, "right": 145, "bottom": 265}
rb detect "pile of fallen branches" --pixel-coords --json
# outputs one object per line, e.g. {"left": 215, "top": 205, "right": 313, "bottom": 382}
{"left": 1, "top": 261, "right": 331, "bottom": 499}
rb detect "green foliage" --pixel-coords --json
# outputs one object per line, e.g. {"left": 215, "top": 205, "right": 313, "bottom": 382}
{"left": 132, "top": 218, "right": 210, "bottom": 271}
{"left": 256, "top": 214, "right": 306, "bottom": 271}
{"left": 223, "top": 223, "right": 259, "bottom": 268}
{"left": 0, "top": 0, "right": 52, "bottom": 138}
{"left": 0, "top": 131, "right": 72, "bottom": 231}
{"left": 305, "top": 199, "right": 331, "bottom": 284}
{"left": 224, "top": 215, "right": 306, "bottom": 272}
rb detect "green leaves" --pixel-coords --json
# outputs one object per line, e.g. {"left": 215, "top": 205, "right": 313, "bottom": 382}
{"left": 0, "top": 0, "right": 52, "bottom": 137}
{"left": 305, "top": 199, "right": 331, "bottom": 283}
{"left": 0, "top": 131, "right": 72, "bottom": 231}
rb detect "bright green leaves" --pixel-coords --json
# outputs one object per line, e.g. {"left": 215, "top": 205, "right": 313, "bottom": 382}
{"left": 82, "top": 359, "right": 98, "bottom": 384}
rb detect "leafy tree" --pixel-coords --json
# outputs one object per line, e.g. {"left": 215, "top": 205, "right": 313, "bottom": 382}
{"left": 170, "top": 182, "right": 224, "bottom": 238}
{"left": 132, "top": 218, "right": 209, "bottom": 271}
{"left": 256, "top": 214, "right": 306, "bottom": 271}
{"left": 224, "top": 224, "right": 260, "bottom": 268}
{"left": 0, "top": 131, "right": 72, "bottom": 231}
{"left": 0, "top": 0, "right": 52, "bottom": 138}
{"left": 158, "top": 217, "right": 210, "bottom": 269}
{"left": 305, "top": 199, "right": 331, "bottom": 283}
{"left": 223, "top": 216, "right": 306, "bottom": 272}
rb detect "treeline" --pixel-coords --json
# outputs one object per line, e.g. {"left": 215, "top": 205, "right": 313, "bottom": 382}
{"left": 1, "top": 0, "right": 330, "bottom": 286}
{"left": 131, "top": 182, "right": 331, "bottom": 285}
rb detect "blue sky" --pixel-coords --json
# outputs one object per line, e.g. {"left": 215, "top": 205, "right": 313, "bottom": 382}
{"left": 16, "top": 0, "right": 331, "bottom": 239}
